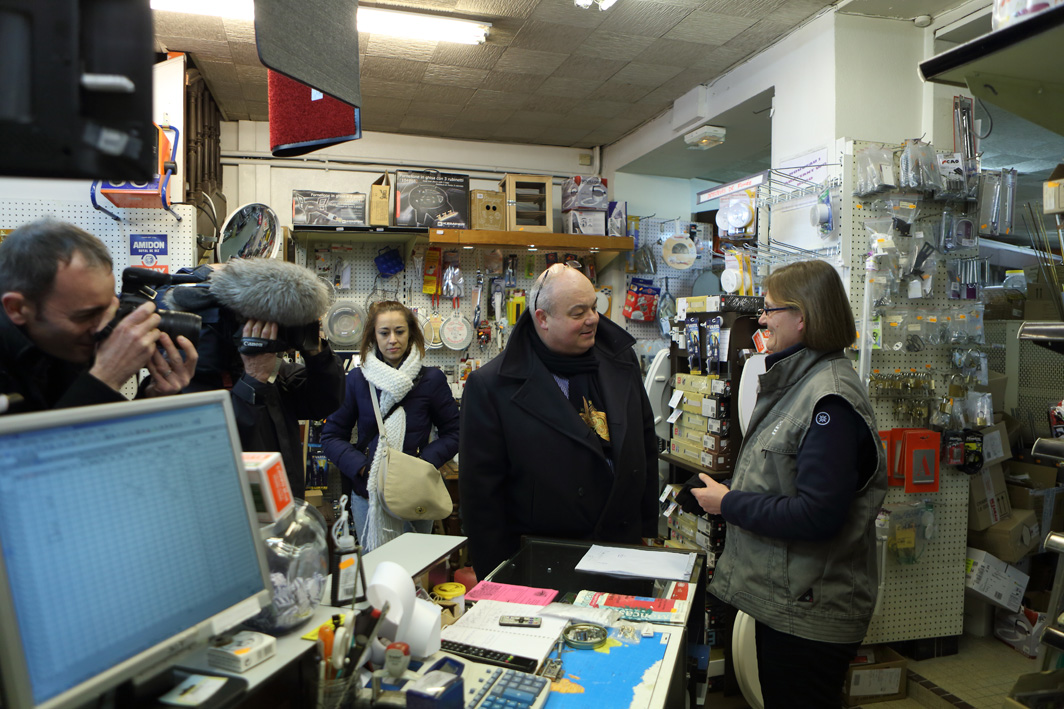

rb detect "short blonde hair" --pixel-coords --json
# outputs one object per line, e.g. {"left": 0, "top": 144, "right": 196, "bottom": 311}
{"left": 763, "top": 260, "right": 855, "bottom": 351}
{"left": 359, "top": 301, "right": 425, "bottom": 361}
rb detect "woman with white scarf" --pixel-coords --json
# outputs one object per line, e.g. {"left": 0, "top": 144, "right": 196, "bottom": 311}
{"left": 321, "top": 301, "right": 460, "bottom": 551}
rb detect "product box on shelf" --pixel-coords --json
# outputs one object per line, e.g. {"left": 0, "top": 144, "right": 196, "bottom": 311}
{"left": 701, "top": 395, "right": 729, "bottom": 420}
{"left": 561, "top": 175, "right": 608, "bottom": 212}
{"left": 1006, "top": 461, "right": 1064, "bottom": 551}
{"left": 679, "top": 411, "right": 710, "bottom": 431}
{"left": 563, "top": 209, "right": 607, "bottom": 235}
{"left": 700, "top": 449, "right": 735, "bottom": 472}
{"left": 967, "top": 508, "right": 1040, "bottom": 563}
{"left": 469, "top": 189, "right": 505, "bottom": 231}
{"left": 292, "top": 190, "right": 366, "bottom": 226}
{"left": 607, "top": 201, "right": 626, "bottom": 237}
{"left": 994, "top": 604, "right": 1049, "bottom": 658}
{"left": 981, "top": 421, "right": 1013, "bottom": 468}
{"left": 706, "top": 294, "right": 762, "bottom": 314}
{"left": 1043, "top": 162, "right": 1064, "bottom": 215}
{"left": 369, "top": 173, "right": 390, "bottom": 226}
{"left": 965, "top": 547, "right": 1028, "bottom": 612}
{"left": 395, "top": 170, "right": 470, "bottom": 228}
{"left": 843, "top": 646, "right": 907, "bottom": 706}
{"left": 970, "top": 464, "right": 1012, "bottom": 531}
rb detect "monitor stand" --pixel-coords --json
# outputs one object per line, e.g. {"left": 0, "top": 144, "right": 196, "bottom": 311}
{"left": 114, "top": 666, "right": 248, "bottom": 709}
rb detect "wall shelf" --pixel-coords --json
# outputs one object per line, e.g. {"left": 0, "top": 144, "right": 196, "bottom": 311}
{"left": 918, "top": 5, "right": 1064, "bottom": 136}
{"left": 427, "top": 228, "right": 634, "bottom": 252}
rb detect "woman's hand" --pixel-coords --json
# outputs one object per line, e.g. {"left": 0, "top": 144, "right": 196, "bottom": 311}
{"left": 690, "top": 473, "right": 730, "bottom": 516}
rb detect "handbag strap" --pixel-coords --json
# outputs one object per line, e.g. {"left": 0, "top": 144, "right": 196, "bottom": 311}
{"left": 368, "top": 381, "right": 390, "bottom": 449}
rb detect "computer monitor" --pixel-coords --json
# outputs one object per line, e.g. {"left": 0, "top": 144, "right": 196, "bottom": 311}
{"left": 0, "top": 391, "right": 273, "bottom": 709}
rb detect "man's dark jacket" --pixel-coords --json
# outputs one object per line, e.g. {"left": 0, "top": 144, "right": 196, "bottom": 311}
{"left": 459, "top": 310, "right": 660, "bottom": 577}
{"left": 0, "top": 310, "right": 124, "bottom": 412}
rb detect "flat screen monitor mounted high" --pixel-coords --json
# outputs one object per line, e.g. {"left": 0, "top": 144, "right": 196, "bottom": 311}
{"left": 0, "top": 391, "right": 273, "bottom": 709}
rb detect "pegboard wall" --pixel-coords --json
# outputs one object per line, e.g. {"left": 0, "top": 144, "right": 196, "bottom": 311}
{"left": 840, "top": 141, "right": 971, "bottom": 644}
{"left": 0, "top": 199, "right": 199, "bottom": 399}
{"left": 986, "top": 320, "right": 1064, "bottom": 442}
{"left": 0, "top": 199, "right": 199, "bottom": 286}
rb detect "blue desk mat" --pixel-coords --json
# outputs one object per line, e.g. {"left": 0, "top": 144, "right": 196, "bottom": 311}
{"left": 546, "top": 633, "right": 669, "bottom": 708}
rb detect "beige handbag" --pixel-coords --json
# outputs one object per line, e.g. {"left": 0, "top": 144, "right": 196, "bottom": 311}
{"left": 369, "top": 382, "right": 452, "bottom": 521}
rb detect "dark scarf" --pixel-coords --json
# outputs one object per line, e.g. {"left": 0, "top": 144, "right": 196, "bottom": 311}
{"left": 529, "top": 333, "right": 612, "bottom": 459}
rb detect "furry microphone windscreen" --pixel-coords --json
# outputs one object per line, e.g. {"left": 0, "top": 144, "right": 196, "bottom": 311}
{"left": 209, "top": 258, "right": 334, "bottom": 325}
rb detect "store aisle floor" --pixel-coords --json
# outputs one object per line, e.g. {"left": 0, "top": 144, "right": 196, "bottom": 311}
{"left": 699, "top": 635, "right": 1038, "bottom": 708}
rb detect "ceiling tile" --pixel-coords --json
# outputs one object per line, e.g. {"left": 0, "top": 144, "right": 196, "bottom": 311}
{"left": 222, "top": 18, "right": 257, "bottom": 43}
{"left": 360, "top": 56, "right": 429, "bottom": 83}
{"left": 689, "top": 42, "right": 751, "bottom": 72}
{"left": 422, "top": 64, "right": 489, "bottom": 88}
{"left": 596, "top": 1, "right": 693, "bottom": 38}
{"left": 242, "top": 81, "right": 267, "bottom": 102}
{"left": 588, "top": 79, "right": 654, "bottom": 102}
{"left": 575, "top": 30, "right": 657, "bottom": 60}
{"left": 235, "top": 64, "right": 267, "bottom": 83}
{"left": 495, "top": 47, "right": 568, "bottom": 75}
{"left": 159, "top": 37, "right": 232, "bottom": 59}
{"left": 364, "top": 96, "right": 414, "bottom": 115}
{"left": 535, "top": 125, "right": 593, "bottom": 146}
{"left": 456, "top": 0, "right": 537, "bottom": 18}
{"left": 504, "top": 112, "right": 569, "bottom": 128}
{"left": 247, "top": 102, "right": 269, "bottom": 121}
{"left": 663, "top": 11, "right": 756, "bottom": 44}
{"left": 448, "top": 121, "right": 506, "bottom": 139}
{"left": 635, "top": 83, "right": 687, "bottom": 106}
{"left": 633, "top": 38, "right": 717, "bottom": 66}
{"left": 228, "top": 41, "right": 262, "bottom": 67}
{"left": 362, "top": 113, "right": 406, "bottom": 131}
{"left": 194, "top": 59, "right": 241, "bottom": 87}
{"left": 608, "top": 61, "right": 683, "bottom": 86}
{"left": 153, "top": 11, "right": 227, "bottom": 41}
{"left": 696, "top": 0, "right": 788, "bottom": 18}
{"left": 521, "top": 94, "right": 581, "bottom": 113}
{"left": 510, "top": 20, "right": 593, "bottom": 53}
{"left": 769, "top": 0, "right": 833, "bottom": 24}
{"left": 480, "top": 71, "right": 546, "bottom": 92}
{"left": 530, "top": 0, "right": 610, "bottom": 29}
{"left": 383, "top": 0, "right": 462, "bottom": 11}
{"left": 360, "top": 78, "right": 422, "bottom": 100}
{"left": 622, "top": 101, "right": 668, "bottom": 120}
{"left": 457, "top": 106, "right": 516, "bottom": 122}
{"left": 365, "top": 36, "right": 438, "bottom": 61}
{"left": 413, "top": 83, "right": 477, "bottom": 104}
{"left": 400, "top": 115, "right": 457, "bottom": 133}
{"left": 406, "top": 102, "right": 466, "bottom": 118}
{"left": 570, "top": 98, "right": 631, "bottom": 118}
{"left": 490, "top": 123, "right": 543, "bottom": 142}
{"left": 548, "top": 113, "right": 606, "bottom": 131}
{"left": 536, "top": 76, "right": 604, "bottom": 98}
{"left": 550, "top": 56, "right": 626, "bottom": 81}
{"left": 467, "top": 88, "right": 521, "bottom": 109}
{"left": 432, "top": 42, "right": 506, "bottom": 70}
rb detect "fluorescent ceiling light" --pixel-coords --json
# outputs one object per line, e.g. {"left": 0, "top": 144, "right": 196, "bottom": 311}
{"left": 150, "top": 0, "right": 491, "bottom": 44}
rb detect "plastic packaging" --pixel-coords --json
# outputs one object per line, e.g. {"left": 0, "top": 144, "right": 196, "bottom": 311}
{"left": 330, "top": 495, "right": 359, "bottom": 608}
{"left": 245, "top": 500, "right": 329, "bottom": 634}
{"left": 1002, "top": 269, "right": 1028, "bottom": 294}
{"left": 855, "top": 144, "right": 896, "bottom": 196}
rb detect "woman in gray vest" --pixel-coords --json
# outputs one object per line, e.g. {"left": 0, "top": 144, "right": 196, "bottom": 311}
{"left": 691, "top": 259, "right": 888, "bottom": 708}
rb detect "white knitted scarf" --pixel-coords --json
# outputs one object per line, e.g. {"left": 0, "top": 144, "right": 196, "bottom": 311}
{"left": 360, "top": 347, "right": 423, "bottom": 551}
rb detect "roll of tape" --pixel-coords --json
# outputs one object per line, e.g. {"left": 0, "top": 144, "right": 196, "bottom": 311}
{"left": 720, "top": 268, "right": 742, "bottom": 294}
{"left": 810, "top": 202, "right": 831, "bottom": 226}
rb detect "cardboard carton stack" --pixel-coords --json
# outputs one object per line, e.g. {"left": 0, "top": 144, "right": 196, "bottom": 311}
{"left": 561, "top": 175, "right": 609, "bottom": 235}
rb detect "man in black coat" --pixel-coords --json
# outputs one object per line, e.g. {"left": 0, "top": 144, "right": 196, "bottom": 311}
{"left": 459, "top": 263, "right": 660, "bottom": 577}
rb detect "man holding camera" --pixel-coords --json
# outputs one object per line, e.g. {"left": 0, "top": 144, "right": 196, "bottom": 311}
{"left": 0, "top": 220, "right": 197, "bottom": 413}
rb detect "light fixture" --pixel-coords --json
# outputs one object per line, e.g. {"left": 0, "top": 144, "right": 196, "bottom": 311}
{"left": 684, "top": 124, "right": 726, "bottom": 150}
{"left": 574, "top": 0, "right": 618, "bottom": 10}
{"left": 150, "top": 0, "right": 491, "bottom": 44}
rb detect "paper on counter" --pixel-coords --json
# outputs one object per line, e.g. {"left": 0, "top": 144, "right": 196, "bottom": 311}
{"left": 465, "top": 580, "right": 558, "bottom": 605}
{"left": 575, "top": 545, "right": 695, "bottom": 581}
{"left": 440, "top": 600, "right": 565, "bottom": 666}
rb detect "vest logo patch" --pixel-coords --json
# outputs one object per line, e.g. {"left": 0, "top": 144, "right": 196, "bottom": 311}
{"left": 816, "top": 412, "right": 830, "bottom": 426}
{"left": 798, "top": 589, "right": 814, "bottom": 603}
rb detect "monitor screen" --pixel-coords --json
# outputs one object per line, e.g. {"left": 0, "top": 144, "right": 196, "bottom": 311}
{"left": 0, "top": 391, "right": 272, "bottom": 709}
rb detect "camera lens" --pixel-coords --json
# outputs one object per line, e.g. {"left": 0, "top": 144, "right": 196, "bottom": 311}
{"left": 158, "top": 311, "right": 202, "bottom": 348}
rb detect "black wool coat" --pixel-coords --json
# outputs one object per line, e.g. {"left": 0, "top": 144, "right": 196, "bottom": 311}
{"left": 459, "top": 311, "right": 659, "bottom": 577}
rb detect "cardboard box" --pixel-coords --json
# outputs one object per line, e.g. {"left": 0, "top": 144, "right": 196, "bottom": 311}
{"left": 242, "top": 452, "right": 293, "bottom": 523}
{"left": 679, "top": 411, "right": 709, "bottom": 431}
{"left": 673, "top": 372, "right": 713, "bottom": 394}
{"left": 606, "top": 201, "right": 626, "bottom": 236}
{"left": 965, "top": 547, "right": 1029, "bottom": 612}
{"left": 701, "top": 395, "right": 729, "bottom": 420}
{"left": 292, "top": 190, "right": 366, "bottom": 226}
{"left": 369, "top": 173, "right": 390, "bottom": 226}
{"left": 1006, "top": 461, "right": 1064, "bottom": 550}
{"left": 968, "top": 508, "right": 1040, "bottom": 563}
{"left": 561, "top": 175, "right": 608, "bottom": 212}
{"left": 1044, "top": 162, "right": 1064, "bottom": 215}
{"left": 994, "top": 605, "right": 1049, "bottom": 658}
{"left": 843, "top": 646, "right": 907, "bottom": 706}
{"left": 973, "top": 370, "right": 1008, "bottom": 413}
{"left": 564, "top": 209, "right": 606, "bottom": 235}
{"left": 700, "top": 449, "right": 735, "bottom": 472}
{"left": 969, "top": 464, "right": 1012, "bottom": 531}
{"left": 1006, "top": 669, "right": 1064, "bottom": 708}
{"left": 470, "top": 189, "right": 505, "bottom": 230}
{"left": 981, "top": 421, "right": 1013, "bottom": 468}
{"left": 963, "top": 595, "right": 994, "bottom": 637}
{"left": 395, "top": 170, "right": 470, "bottom": 228}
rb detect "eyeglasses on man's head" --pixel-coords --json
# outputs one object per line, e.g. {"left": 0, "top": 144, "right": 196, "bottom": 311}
{"left": 533, "top": 260, "right": 581, "bottom": 312}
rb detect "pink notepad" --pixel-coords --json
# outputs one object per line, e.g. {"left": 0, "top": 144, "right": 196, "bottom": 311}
{"left": 464, "top": 581, "right": 558, "bottom": 605}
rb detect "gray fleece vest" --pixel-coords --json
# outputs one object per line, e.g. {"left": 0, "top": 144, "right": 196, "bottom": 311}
{"left": 710, "top": 348, "right": 888, "bottom": 644}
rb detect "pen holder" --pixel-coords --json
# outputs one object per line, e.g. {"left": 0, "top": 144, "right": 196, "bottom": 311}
{"left": 318, "top": 676, "right": 355, "bottom": 709}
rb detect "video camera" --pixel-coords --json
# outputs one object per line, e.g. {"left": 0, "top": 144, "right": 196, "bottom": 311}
{"left": 97, "top": 268, "right": 203, "bottom": 347}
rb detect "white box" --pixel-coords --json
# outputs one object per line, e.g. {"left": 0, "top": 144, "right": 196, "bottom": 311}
{"left": 207, "top": 631, "right": 277, "bottom": 673}
{"left": 243, "top": 451, "right": 294, "bottom": 523}
{"left": 563, "top": 209, "right": 606, "bottom": 235}
{"left": 965, "top": 547, "right": 1029, "bottom": 612}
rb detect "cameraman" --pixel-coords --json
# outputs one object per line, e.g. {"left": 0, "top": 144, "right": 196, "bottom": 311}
{"left": 0, "top": 220, "right": 197, "bottom": 412}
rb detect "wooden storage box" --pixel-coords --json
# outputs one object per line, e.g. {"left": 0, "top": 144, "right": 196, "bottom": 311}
{"left": 499, "top": 174, "right": 553, "bottom": 232}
